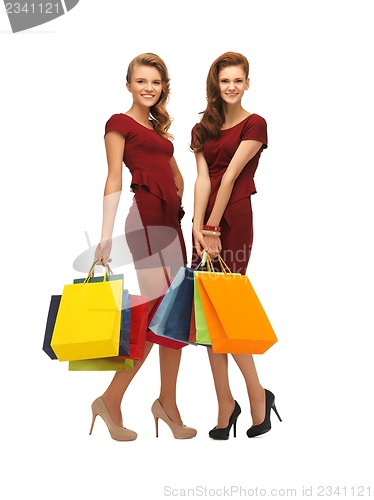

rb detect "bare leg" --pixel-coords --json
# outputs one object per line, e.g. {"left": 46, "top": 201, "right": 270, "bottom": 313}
{"left": 101, "top": 265, "right": 187, "bottom": 429}
{"left": 101, "top": 341, "right": 153, "bottom": 427}
{"left": 207, "top": 348, "right": 236, "bottom": 428}
{"left": 99, "top": 266, "right": 167, "bottom": 428}
{"left": 231, "top": 353, "right": 265, "bottom": 425}
{"left": 157, "top": 345, "right": 183, "bottom": 425}
{"left": 139, "top": 265, "right": 186, "bottom": 426}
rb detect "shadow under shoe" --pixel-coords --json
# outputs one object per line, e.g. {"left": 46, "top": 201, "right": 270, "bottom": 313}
{"left": 151, "top": 399, "right": 197, "bottom": 439}
{"left": 89, "top": 397, "right": 137, "bottom": 441}
{"left": 246, "top": 389, "right": 282, "bottom": 438}
{"left": 209, "top": 400, "right": 241, "bottom": 440}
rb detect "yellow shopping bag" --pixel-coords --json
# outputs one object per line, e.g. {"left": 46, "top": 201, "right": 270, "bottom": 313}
{"left": 51, "top": 264, "right": 123, "bottom": 361}
{"left": 68, "top": 357, "right": 134, "bottom": 371}
{"left": 195, "top": 256, "right": 278, "bottom": 354}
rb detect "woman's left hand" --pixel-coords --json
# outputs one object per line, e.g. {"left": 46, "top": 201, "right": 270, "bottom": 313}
{"left": 203, "top": 234, "right": 222, "bottom": 259}
{"left": 178, "top": 205, "right": 185, "bottom": 222}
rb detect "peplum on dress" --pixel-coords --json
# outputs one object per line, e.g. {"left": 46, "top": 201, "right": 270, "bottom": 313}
{"left": 191, "top": 113, "right": 268, "bottom": 275}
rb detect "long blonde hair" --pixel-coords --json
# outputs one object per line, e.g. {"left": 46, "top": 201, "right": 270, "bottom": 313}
{"left": 126, "top": 53, "right": 173, "bottom": 139}
{"left": 191, "top": 52, "right": 249, "bottom": 151}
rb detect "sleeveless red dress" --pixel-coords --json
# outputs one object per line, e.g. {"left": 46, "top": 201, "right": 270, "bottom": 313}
{"left": 191, "top": 113, "right": 268, "bottom": 274}
{"left": 105, "top": 114, "right": 187, "bottom": 272}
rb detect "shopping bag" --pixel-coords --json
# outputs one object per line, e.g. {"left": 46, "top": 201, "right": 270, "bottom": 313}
{"left": 68, "top": 357, "right": 134, "bottom": 371}
{"left": 148, "top": 267, "right": 194, "bottom": 344}
{"left": 163, "top": 267, "right": 195, "bottom": 343}
{"left": 42, "top": 295, "right": 61, "bottom": 359}
{"left": 146, "top": 330, "right": 188, "bottom": 349}
{"left": 73, "top": 274, "right": 130, "bottom": 357}
{"left": 195, "top": 256, "right": 278, "bottom": 354}
{"left": 148, "top": 267, "right": 185, "bottom": 336}
{"left": 120, "top": 292, "right": 131, "bottom": 356}
{"left": 193, "top": 272, "right": 212, "bottom": 346}
{"left": 146, "top": 292, "right": 188, "bottom": 349}
{"left": 43, "top": 292, "right": 131, "bottom": 360}
{"left": 188, "top": 302, "right": 196, "bottom": 343}
{"left": 120, "top": 294, "right": 148, "bottom": 360}
{"left": 51, "top": 267, "right": 123, "bottom": 361}
{"left": 183, "top": 251, "right": 211, "bottom": 346}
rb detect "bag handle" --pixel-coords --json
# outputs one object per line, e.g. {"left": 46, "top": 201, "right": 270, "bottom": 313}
{"left": 216, "top": 255, "right": 232, "bottom": 274}
{"left": 83, "top": 259, "right": 113, "bottom": 284}
{"left": 197, "top": 251, "right": 215, "bottom": 272}
{"left": 198, "top": 252, "right": 232, "bottom": 274}
{"left": 194, "top": 252, "right": 207, "bottom": 271}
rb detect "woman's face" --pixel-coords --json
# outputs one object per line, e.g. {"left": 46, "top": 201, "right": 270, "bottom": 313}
{"left": 218, "top": 65, "right": 249, "bottom": 105}
{"left": 126, "top": 64, "right": 163, "bottom": 108}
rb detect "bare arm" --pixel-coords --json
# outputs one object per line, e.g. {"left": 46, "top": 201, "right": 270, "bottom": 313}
{"left": 192, "top": 151, "right": 211, "bottom": 257}
{"left": 201, "top": 139, "right": 263, "bottom": 258}
{"left": 206, "top": 139, "right": 263, "bottom": 227}
{"left": 95, "top": 131, "right": 124, "bottom": 264}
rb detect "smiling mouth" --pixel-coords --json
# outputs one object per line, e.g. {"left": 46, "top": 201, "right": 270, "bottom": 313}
{"left": 226, "top": 93, "right": 238, "bottom": 96}
{"left": 141, "top": 94, "right": 155, "bottom": 98}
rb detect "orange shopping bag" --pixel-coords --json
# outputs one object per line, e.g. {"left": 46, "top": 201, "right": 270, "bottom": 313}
{"left": 195, "top": 256, "right": 278, "bottom": 354}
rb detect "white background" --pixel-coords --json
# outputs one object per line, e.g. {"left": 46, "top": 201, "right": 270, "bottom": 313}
{"left": 1, "top": 1, "right": 373, "bottom": 499}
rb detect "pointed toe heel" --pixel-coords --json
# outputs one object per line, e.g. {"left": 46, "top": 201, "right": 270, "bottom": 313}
{"left": 89, "top": 397, "right": 137, "bottom": 441}
{"left": 151, "top": 399, "right": 197, "bottom": 439}
{"left": 246, "top": 389, "right": 282, "bottom": 438}
{"left": 209, "top": 401, "right": 241, "bottom": 440}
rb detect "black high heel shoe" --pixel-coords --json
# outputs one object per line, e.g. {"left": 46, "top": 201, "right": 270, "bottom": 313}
{"left": 209, "top": 401, "right": 241, "bottom": 440}
{"left": 246, "top": 389, "right": 282, "bottom": 438}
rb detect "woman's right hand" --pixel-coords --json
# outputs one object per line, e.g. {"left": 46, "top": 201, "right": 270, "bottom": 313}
{"left": 94, "top": 239, "right": 112, "bottom": 266}
{"left": 193, "top": 228, "right": 207, "bottom": 258}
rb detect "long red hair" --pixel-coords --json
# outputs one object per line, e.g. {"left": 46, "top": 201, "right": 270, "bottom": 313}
{"left": 191, "top": 52, "right": 249, "bottom": 152}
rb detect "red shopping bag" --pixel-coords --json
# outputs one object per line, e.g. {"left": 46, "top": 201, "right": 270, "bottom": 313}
{"left": 119, "top": 294, "right": 148, "bottom": 360}
{"left": 188, "top": 302, "right": 196, "bottom": 343}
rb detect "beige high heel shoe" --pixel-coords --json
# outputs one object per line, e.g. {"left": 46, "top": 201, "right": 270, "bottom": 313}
{"left": 89, "top": 397, "right": 137, "bottom": 441}
{"left": 151, "top": 399, "right": 197, "bottom": 439}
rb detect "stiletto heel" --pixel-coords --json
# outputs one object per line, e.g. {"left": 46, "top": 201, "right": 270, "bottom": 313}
{"left": 154, "top": 416, "right": 159, "bottom": 437}
{"left": 246, "top": 389, "right": 282, "bottom": 438}
{"left": 209, "top": 401, "right": 241, "bottom": 440}
{"left": 151, "top": 399, "right": 197, "bottom": 439}
{"left": 89, "top": 412, "right": 97, "bottom": 435}
{"left": 89, "top": 397, "right": 137, "bottom": 441}
{"left": 272, "top": 403, "right": 282, "bottom": 422}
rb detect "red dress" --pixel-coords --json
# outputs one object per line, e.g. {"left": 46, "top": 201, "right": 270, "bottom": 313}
{"left": 104, "top": 114, "right": 187, "bottom": 273}
{"left": 105, "top": 114, "right": 188, "bottom": 349}
{"left": 191, "top": 113, "right": 268, "bottom": 274}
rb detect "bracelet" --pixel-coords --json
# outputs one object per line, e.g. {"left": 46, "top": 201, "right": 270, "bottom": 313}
{"left": 202, "top": 229, "right": 221, "bottom": 237}
{"left": 203, "top": 224, "right": 222, "bottom": 232}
